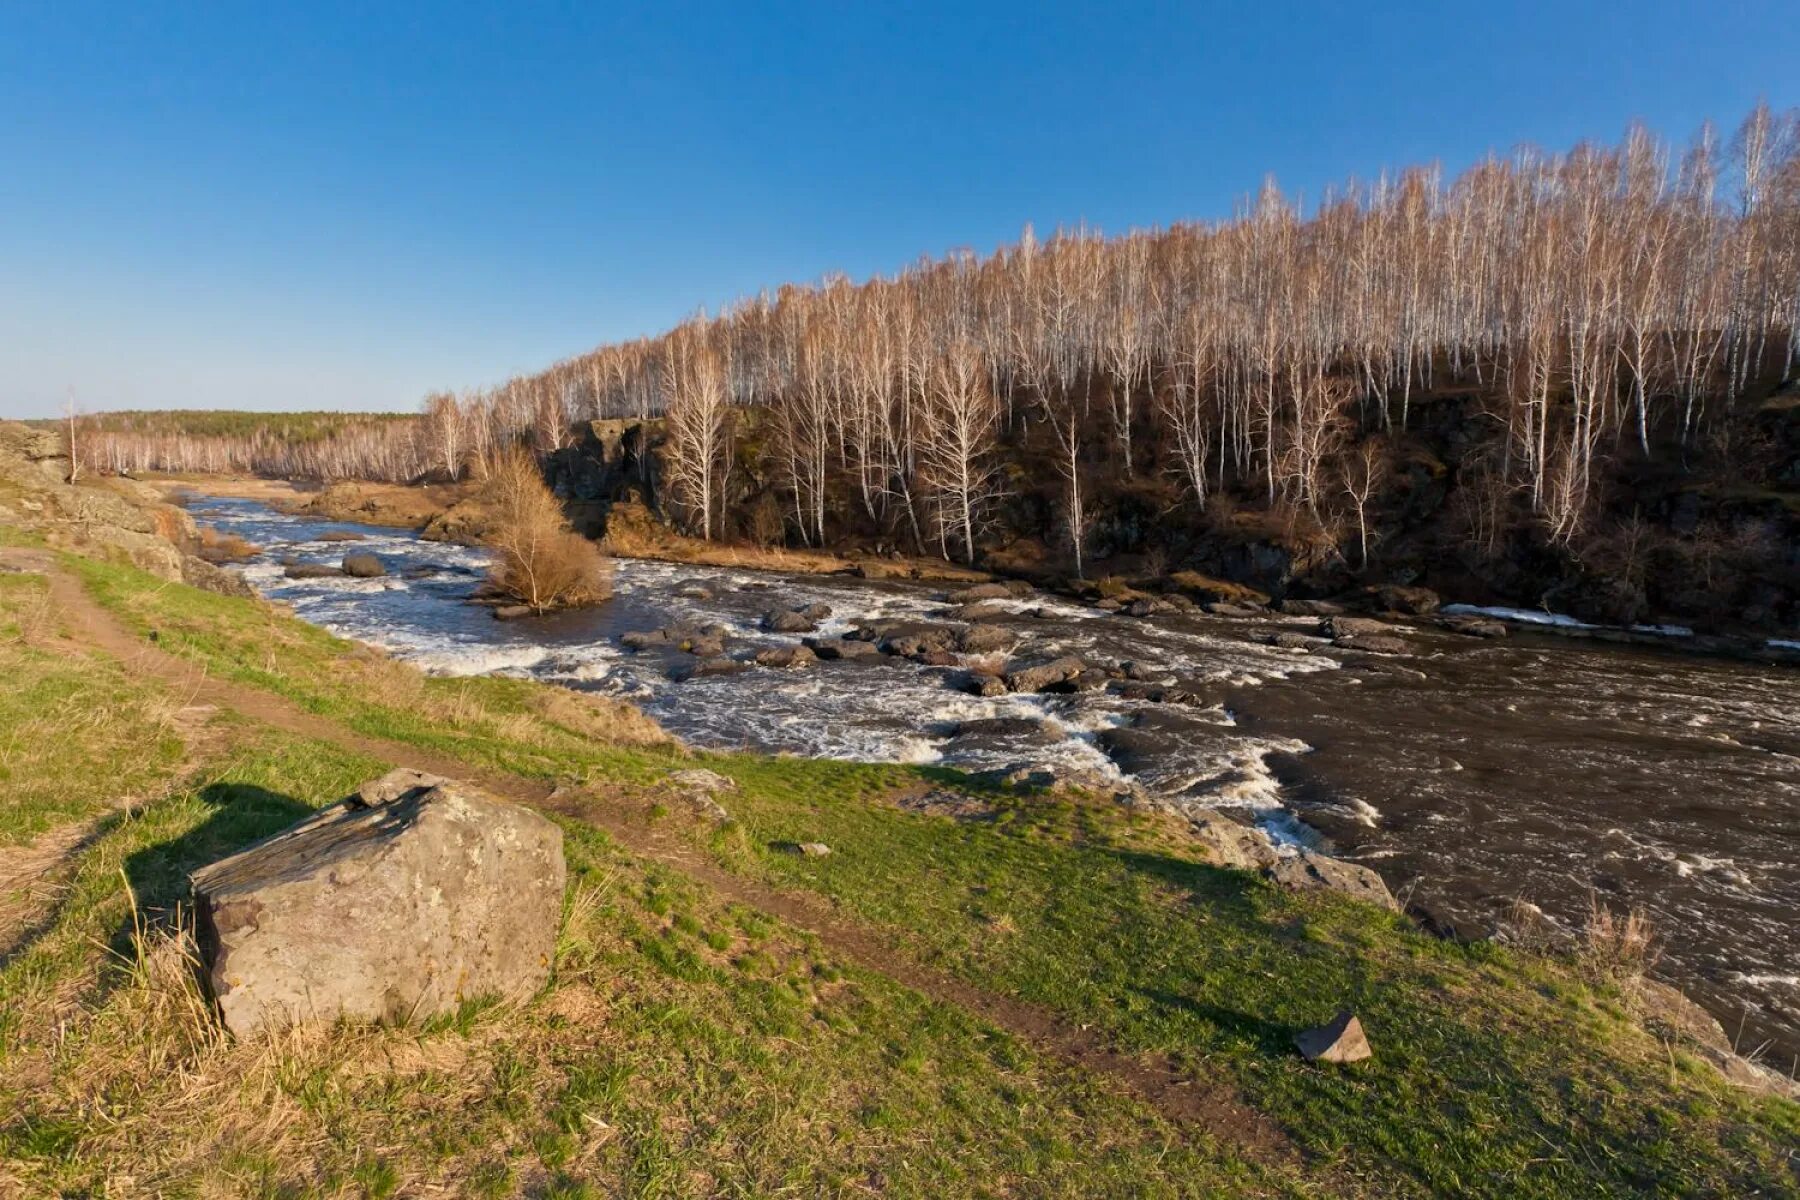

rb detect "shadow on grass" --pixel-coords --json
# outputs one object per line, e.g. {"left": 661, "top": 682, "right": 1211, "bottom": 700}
{"left": 1133, "top": 987, "right": 1298, "bottom": 1057}
{"left": 97, "top": 783, "right": 316, "bottom": 994}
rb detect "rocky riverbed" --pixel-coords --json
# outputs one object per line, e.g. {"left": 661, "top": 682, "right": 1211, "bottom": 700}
{"left": 186, "top": 491, "right": 1800, "bottom": 1067}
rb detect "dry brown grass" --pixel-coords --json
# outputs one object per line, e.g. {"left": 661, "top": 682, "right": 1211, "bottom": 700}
{"left": 483, "top": 451, "right": 612, "bottom": 612}
{"left": 193, "top": 526, "right": 261, "bottom": 564}
{"left": 1582, "top": 894, "right": 1661, "bottom": 986}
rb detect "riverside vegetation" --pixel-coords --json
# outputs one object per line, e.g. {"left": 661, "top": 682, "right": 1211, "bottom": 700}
{"left": 1, "top": 427, "right": 1798, "bottom": 1196}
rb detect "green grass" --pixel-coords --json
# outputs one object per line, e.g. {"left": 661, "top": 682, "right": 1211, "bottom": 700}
{"left": 0, "top": 570, "right": 187, "bottom": 844}
{"left": 53, "top": 553, "right": 1800, "bottom": 1197}
{"left": 0, "top": 728, "right": 1281, "bottom": 1198}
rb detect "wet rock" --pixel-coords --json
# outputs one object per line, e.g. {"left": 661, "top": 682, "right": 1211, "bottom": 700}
{"left": 805, "top": 636, "right": 882, "bottom": 662}
{"left": 1319, "top": 615, "right": 1399, "bottom": 639}
{"left": 1003, "top": 655, "right": 1087, "bottom": 693}
{"left": 1206, "top": 601, "right": 1265, "bottom": 618}
{"left": 1069, "top": 668, "right": 1110, "bottom": 691}
{"left": 1279, "top": 598, "right": 1345, "bottom": 617}
{"left": 946, "top": 599, "right": 1010, "bottom": 621}
{"left": 877, "top": 623, "right": 960, "bottom": 659}
{"left": 1120, "top": 660, "right": 1161, "bottom": 681}
{"left": 1294, "top": 1010, "right": 1373, "bottom": 1064}
{"left": 1259, "top": 631, "right": 1330, "bottom": 650}
{"left": 947, "top": 582, "right": 1012, "bottom": 603}
{"left": 1265, "top": 851, "right": 1399, "bottom": 911}
{"left": 755, "top": 644, "right": 817, "bottom": 669}
{"left": 1107, "top": 681, "right": 1197, "bottom": 705}
{"left": 680, "top": 634, "right": 728, "bottom": 657}
{"left": 1369, "top": 584, "right": 1441, "bottom": 615}
{"left": 620, "top": 628, "right": 672, "bottom": 651}
{"left": 284, "top": 562, "right": 342, "bottom": 580}
{"left": 963, "top": 672, "right": 1010, "bottom": 697}
{"left": 950, "top": 716, "right": 1062, "bottom": 745}
{"left": 341, "top": 552, "right": 386, "bottom": 578}
{"left": 1333, "top": 634, "right": 1412, "bottom": 655}
{"left": 1094, "top": 597, "right": 1125, "bottom": 612}
{"left": 1436, "top": 614, "right": 1508, "bottom": 638}
{"left": 797, "top": 602, "right": 833, "bottom": 621}
{"left": 917, "top": 649, "right": 961, "bottom": 667}
{"left": 190, "top": 769, "right": 564, "bottom": 1037}
{"left": 957, "top": 623, "right": 1017, "bottom": 654}
{"left": 493, "top": 604, "right": 534, "bottom": 621}
{"left": 1121, "top": 597, "right": 1172, "bottom": 618}
{"left": 675, "top": 581, "right": 715, "bottom": 600}
{"left": 763, "top": 608, "right": 819, "bottom": 634}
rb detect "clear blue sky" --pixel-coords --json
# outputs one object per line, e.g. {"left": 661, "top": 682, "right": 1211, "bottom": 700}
{"left": 2, "top": 1, "right": 1794, "bottom": 419}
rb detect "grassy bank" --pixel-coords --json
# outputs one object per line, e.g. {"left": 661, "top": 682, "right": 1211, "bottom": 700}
{"left": 0, "top": 551, "right": 1794, "bottom": 1195}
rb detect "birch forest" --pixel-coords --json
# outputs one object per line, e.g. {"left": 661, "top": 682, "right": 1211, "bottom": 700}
{"left": 89, "top": 106, "right": 1800, "bottom": 578}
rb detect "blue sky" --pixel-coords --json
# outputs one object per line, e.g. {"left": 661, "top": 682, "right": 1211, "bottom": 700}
{"left": 2, "top": 1, "right": 1794, "bottom": 418}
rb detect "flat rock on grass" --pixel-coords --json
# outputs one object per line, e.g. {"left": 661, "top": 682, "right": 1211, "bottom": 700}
{"left": 1265, "top": 851, "right": 1399, "bottom": 911}
{"left": 190, "top": 769, "right": 565, "bottom": 1037}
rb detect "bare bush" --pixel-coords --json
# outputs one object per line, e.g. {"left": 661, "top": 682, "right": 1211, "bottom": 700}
{"left": 1581, "top": 894, "right": 1661, "bottom": 987}
{"left": 482, "top": 451, "right": 612, "bottom": 612}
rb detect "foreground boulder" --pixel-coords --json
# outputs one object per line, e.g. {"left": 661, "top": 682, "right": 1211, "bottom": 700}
{"left": 190, "top": 769, "right": 565, "bottom": 1036}
{"left": 341, "top": 552, "right": 386, "bottom": 578}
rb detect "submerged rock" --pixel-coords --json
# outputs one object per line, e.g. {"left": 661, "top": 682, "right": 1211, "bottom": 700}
{"left": 1436, "top": 613, "right": 1509, "bottom": 638}
{"left": 190, "top": 769, "right": 564, "bottom": 1037}
{"left": 283, "top": 562, "right": 342, "bottom": 580}
{"left": 1333, "top": 634, "right": 1412, "bottom": 655}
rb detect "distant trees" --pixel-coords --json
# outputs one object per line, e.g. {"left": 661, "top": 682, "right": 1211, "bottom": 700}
{"left": 85, "top": 104, "right": 1800, "bottom": 567}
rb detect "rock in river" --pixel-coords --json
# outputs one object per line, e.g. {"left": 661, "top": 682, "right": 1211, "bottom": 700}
{"left": 190, "top": 769, "right": 565, "bottom": 1037}
{"left": 341, "top": 552, "right": 386, "bottom": 578}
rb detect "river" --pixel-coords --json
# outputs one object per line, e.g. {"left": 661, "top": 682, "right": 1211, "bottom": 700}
{"left": 186, "top": 492, "right": 1800, "bottom": 1067}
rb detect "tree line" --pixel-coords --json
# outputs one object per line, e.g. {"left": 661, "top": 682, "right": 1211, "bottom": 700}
{"left": 89, "top": 105, "right": 1800, "bottom": 570}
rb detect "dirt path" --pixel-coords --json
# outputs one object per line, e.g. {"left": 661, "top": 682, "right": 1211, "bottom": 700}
{"left": 16, "top": 548, "right": 1290, "bottom": 1159}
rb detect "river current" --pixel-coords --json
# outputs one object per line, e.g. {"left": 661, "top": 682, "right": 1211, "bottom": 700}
{"left": 189, "top": 493, "right": 1800, "bottom": 1066}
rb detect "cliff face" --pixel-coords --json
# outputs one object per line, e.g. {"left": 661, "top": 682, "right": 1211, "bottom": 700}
{"left": 0, "top": 422, "right": 249, "bottom": 596}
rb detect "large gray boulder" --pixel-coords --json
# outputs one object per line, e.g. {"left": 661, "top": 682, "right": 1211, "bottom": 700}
{"left": 190, "top": 769, "right": 565, "bottom": 1036}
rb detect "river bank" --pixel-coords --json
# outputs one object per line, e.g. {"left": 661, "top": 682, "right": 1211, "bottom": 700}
{"left": 165, "top": 480, "right": 1800, "bottom": 1070}
{"left": 6, "top": 424, "right": 1798, "bottom": 1194}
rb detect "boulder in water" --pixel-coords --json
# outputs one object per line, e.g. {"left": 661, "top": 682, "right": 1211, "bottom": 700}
{"left": 283, "top": 562, "right": 342, "bottom": 580}
{"left": 1002, "top": 655, "right": 1086, "bottom": 693}
{"left": 806, "top": 636, "right": 881, "bottom": 662}
{"left": 190, "top": 769, "right": 564, "bottom": 1037}
{"left": 1319, "top": 615, "right": 1399, "bottom": 639}
{"left": 755, "top": 644, "right": 817, "bottom": 669}
{"left": 763, "top": 608, "right": 819, "bottom": 634}
{"left": 341, "top": 552, "right": 386, "bottom": 578}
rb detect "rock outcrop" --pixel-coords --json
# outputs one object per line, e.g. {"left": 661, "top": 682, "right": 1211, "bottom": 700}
{"left": 190, "top": 769, "right": 565, "bottom": 1036}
